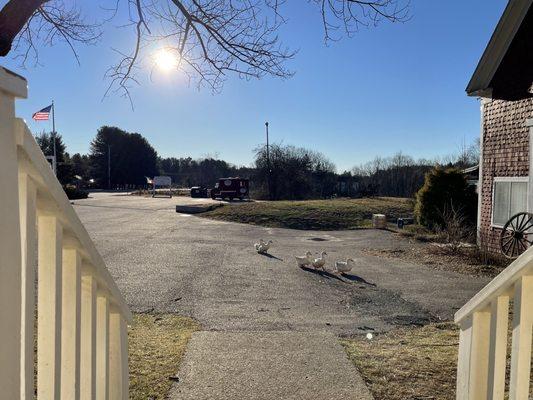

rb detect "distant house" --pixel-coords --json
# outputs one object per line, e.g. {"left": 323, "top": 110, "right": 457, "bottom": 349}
{"left": 468, "top": 0, "right": 533, "bottom": 253}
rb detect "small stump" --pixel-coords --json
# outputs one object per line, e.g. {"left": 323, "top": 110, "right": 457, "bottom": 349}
{"left": 372, "top": 214, "right": 387, "bottom": 229}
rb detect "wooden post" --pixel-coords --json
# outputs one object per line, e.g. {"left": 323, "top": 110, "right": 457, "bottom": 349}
{"left": 96, "top": 295, "right": 110, "bottom": 400}
{"left": 509, "top": 275, "right": 533, "bottom": 400}
{"left": 80, "top": 272, "right": 97, "bottom": 400}
{"left": 456, "top": 316, "right": 473, "bottom": 400}
{"left": 61, "top": 248, "right": 82, "bottom": 399}
{"left": 109, "top": 312, "right": 128, "bottom": 400}
{"left": 0, "top": 66, "right": 27, "bottom": 399}
{"left": 18, "top": 173, "right": 37, "bottom": 399}
{"left": 121, "top": 317, "right": 129, "bottom": 400}
{"left": 37, "top": 215, "right": 63, "bottom": 400}
{"left": 469, "top": 310, "right": 491, "bottom": 400}
{"left": 487, "top": 295, "right": 509, "bottom": 400}
{"left": 108, "top": 312, "right": 122, "bottom": 400}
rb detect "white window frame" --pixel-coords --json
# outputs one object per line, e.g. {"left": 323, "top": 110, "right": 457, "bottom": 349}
{"left": 491, "top": 176, "right": 529, "bottom": 228}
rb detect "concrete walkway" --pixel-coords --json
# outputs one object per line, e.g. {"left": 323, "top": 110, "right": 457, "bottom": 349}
{"left": 169, "top": 331, "right": 373, "bottom": 400}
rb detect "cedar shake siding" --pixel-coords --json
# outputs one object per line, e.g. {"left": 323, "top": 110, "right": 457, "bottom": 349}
{"left": 479, "top": 98, "right": 533, "bottom": 253}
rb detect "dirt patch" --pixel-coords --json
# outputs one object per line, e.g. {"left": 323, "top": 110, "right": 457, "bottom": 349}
{"left": 129, "top": 313, "right": 200, "bottom": 400}
{"left": 341, "top": 323, "right": 459, "bottom": 400}
{"left": 362, "top": 244, "right": 508, "bottom": 278}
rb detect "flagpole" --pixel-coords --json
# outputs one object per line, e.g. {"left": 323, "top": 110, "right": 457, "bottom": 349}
{"left": 52, "top": 100, "right": 57, "bottom": 176}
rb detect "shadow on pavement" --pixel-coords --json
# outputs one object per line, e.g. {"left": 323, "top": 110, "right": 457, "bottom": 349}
{"left": 258, "top": 253, "right": 284, "bottom": 261}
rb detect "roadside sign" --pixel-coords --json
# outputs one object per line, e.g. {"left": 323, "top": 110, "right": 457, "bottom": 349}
{"left": 152, "top": 176, "right": 172, "bottom": 198}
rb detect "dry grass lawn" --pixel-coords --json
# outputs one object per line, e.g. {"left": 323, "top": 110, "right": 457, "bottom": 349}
{"left": 129, "top": 313, "right": 200, "bottom": 400}
{"left": 201, "top": 197, "right": 414, "bottom": 230}
{"left": 341, "top": 323, "right": 459, "bottom": 400}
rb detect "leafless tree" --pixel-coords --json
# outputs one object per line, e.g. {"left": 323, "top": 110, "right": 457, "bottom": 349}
{"left": 0, "top": 0, "right": 409, "bottom": 100}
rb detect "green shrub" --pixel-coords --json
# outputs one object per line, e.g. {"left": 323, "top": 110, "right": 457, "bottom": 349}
{"left": 415, "top": 167, "right": 477, "bottom": 229}
{"left": 63, "top": 185, "right": 89, "bottom": 200}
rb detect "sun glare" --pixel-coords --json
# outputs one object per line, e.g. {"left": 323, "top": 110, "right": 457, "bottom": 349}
{"left": 154, "top": 49, "right": 178, "bottom": 71}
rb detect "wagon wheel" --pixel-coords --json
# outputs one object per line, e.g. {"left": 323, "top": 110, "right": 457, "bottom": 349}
{"left": 500, "top": 212, "right": 533, "bottom": 259}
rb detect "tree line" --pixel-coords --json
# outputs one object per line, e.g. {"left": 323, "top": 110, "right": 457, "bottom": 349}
{"left": 37, "top": 126, "right": 478, "bottom": 200}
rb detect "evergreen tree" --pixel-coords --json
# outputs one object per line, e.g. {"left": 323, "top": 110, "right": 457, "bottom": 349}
{"left": 35, "top": 131, "right": 73, "bottom": 185}
{"left": 89, "top": 126, "right": 159, "bottom": 188}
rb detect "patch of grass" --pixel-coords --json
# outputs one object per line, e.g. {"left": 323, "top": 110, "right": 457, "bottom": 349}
{"left": 201, "top": 197, "right": 414, "bottom": 230}
{"left": 129, "top": 313, "right": 200, "bottom": 400}
{"left": 341, "top": 323, "right": 459, "bottom": 400}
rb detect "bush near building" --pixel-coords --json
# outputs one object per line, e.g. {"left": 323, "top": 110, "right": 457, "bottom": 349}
{"left": 415, "top": 167, "right": 477, "bottom": 229}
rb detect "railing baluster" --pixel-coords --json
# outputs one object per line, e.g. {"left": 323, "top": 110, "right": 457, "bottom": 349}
{"left": 456, "top": 316, "right": 473, "bottom": 400}
{"left": 469, "top": 310, "right": 491, "bottom": 400}
{"left": 61, "top": 248, "right": 82, "bottom": 399}
{"left": 509, "top": 275, "right": 533, "bottom": 400}
{"left": 108, "top": 311, "right": 128, "bottom": 400}
{"left": 37, "top": 215, "right": 63, "bottom": 400}
{"left": 80, "top": 272, "right": 97, "bottom": 400}
{"left": 487, "top": 295, "right": 509, "bottom": 400}
{"left": 18, "top": 172, "right": 37, "bottom": 399}
{"left": 96, "top": 295, "right": 110, "bottom": 400}
{"left": 0, "top": 72, "right": 26, "bottom": 400}
{"left": 121, "top": 316, "right": 129, "bottom": 400}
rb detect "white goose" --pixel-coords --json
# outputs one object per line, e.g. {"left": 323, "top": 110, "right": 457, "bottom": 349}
{"left": 255, "top": 239, "right": 273, "bottom": 254}
{"left": 335, "top": 258, "right": 356, "bottom": 275}
{"left": 254, "top": 239, "right": 266, "bottom": 252}
{"left": 312, "top": 251, "right": 327, "bottom": 270}
{"left": 295, "top": 251, "right": 313, "bottom": 267}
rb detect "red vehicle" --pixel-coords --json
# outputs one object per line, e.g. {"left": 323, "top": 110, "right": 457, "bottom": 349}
{"left": 211, "top": 177, "right": 249, "bottom": 200}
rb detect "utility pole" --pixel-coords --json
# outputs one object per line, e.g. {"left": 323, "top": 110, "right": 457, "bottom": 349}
{"left": 265, "top": 122, "right": 271, "bottom": 200}
{"left": 107, "top": 144, "right": 111, "bottom": 190}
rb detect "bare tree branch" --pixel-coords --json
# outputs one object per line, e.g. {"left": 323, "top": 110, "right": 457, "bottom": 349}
{"left": 1, "top": 0, "right": 410, "bottom": 100}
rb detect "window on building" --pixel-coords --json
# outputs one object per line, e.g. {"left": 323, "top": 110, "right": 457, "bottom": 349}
{"left": 492, "top": 178, "right": 528, "bottom": 226}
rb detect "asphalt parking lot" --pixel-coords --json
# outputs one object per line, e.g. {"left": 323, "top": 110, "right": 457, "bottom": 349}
{"left": 74, "top": 192, "right": 489, "bottom": 335}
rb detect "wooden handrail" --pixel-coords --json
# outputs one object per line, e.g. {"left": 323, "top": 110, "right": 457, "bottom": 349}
{"left": 15, "top": 119, "right": 132, "bottom": 322}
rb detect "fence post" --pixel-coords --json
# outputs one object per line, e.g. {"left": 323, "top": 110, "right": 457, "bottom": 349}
{"left": 37, "top": 215, "right": 64, "bottom": 400}
{"left": 80, "top": 271, "right": 97, "bottom": 400}
{"left": 61, "top": 247, "right": 82, "bottom": 399}
{"left": 18, "top": 173, "right": 37, "bottom": 399}
{"left": 0, "top": 66, "right": 27, "bottom": 399}
{"left": 96, "top": 295, "right": 110, "bottom": 400}
{"left": 509, "top": 275, "right": 533, "bottom": 400}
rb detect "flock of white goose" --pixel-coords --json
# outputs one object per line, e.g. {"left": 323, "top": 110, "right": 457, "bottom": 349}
{"left": 253, "top": 239, "right": 355, "bottom": 275}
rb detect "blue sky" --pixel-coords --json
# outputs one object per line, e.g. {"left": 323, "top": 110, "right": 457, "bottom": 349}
{"left": 3, "top": 0, "right": 506, "bottom": 171}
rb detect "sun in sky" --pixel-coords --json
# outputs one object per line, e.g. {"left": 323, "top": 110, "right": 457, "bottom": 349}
{"left": 153, "top": 48, "right": 179, "bottom": 71}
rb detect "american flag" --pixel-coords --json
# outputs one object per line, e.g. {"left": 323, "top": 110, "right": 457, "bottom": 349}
{"left": 32, "top": 104, "right": 52, "bottom": 121}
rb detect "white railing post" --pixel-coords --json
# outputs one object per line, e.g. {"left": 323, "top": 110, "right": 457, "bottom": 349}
{"left": 96, "top": 294, "right": 110, "bottom": 400}
{"left": 18, "top": 172, "right": 37, "bottom": 399}
{"left": 80, "top": 271, "right": 97, "bottom": 400}
{"left": 487, "top": 295, "right": 509, "bottom": 400}
{"left": 61, "top": 247, "right": 82, "bottom": 399}
{"left": 108, "top": 311, "right": 128, "bottom": 400}
{"left": 509, "top": 275, "right": 533, "bottom": 400}
{"left": 456, "top": 316, "right": 473, "bottom": 400}
{"left": 468, "top": 310, "right": 491, "bottom": 400}
{"left": 0, "top": 66, "right": 27, "bottom": 400}
{"left": 37, "top": 215, "right": 63, "bottom": 400}
{"left": 121, "top": 316, "right": 129, "bottom": 400}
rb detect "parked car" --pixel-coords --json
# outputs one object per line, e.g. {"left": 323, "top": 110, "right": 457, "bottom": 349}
{"left": 190, "top": 186, "right": 209, "bottom": 198}
{"left": 211, "top": 177, "right": 249, "bottom": 200}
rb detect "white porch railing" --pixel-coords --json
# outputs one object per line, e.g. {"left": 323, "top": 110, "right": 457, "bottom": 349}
{"left": 0, "top": 66, "right": 132, "bottom": 400}
{"left": 455, "top": 242, "right": 533, "bottom": 399}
